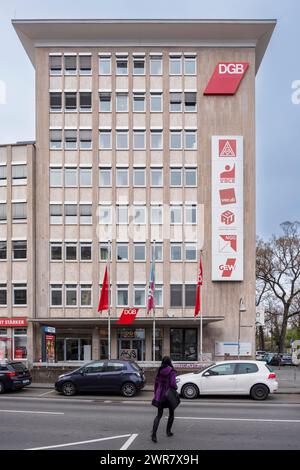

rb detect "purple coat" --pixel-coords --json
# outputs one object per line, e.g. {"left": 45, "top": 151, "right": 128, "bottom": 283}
{"left": 154, "top": 366, "right": 177, "bottom": 402}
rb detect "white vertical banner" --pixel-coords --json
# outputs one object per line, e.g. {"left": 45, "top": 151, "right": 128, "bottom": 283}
{"left": 212, "top": 136, "right": 244, "bottom": 281}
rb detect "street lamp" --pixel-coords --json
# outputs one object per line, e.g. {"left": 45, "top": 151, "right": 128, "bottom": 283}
{"left": 238, "top": 298, "right": 246, "bottom": 359}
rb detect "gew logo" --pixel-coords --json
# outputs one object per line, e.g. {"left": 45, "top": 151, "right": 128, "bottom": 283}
{"left": 0, "top": 81, "right": 6, "bottom": 104}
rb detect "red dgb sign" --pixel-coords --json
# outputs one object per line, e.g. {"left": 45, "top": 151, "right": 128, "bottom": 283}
{"left": 117, "top": 308, "right": 139, "bottom": 325}
{"left": 204, "top": 62, "right": 249, "bottom": 95}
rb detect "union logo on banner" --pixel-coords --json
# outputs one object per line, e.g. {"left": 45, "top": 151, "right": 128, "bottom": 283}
{"left": 117, "top": 308, "right": 139, "bottom": 325}
{"left": 219, "top": 235, "right": 237, "bottom": 253}
{"left": 220, "top": 164, "right": 235, "bottom": 183}
{"left": 219, "top": 139, "right": 236, "bottom": 157}
{"left": 219, "top": 258, "right": 236, "bottom": 278}
{"left": 219, "top": 188, "right": 236, "bottom": 205}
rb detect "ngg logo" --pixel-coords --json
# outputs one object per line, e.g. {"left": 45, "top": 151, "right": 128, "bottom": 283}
{"left": 219, "top": 258, "right": 236, "bottom": 277}
{"left": 219, "top": 63, "right": 246, "bottom": 75}
{"left": 204, "top": 62, "right": 249, "bottom": 95}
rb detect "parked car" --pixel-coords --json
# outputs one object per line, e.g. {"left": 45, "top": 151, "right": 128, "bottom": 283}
{"left": 262, "top": 352, "right": 282, "bottom": 366}
{"left": 55, "top": 359, "right": 146, "bottom": 397}
{"left": 255, "top": 350, "right": 266, "bottom": 360}
{"left": 0, "top": 361, "right": 32, "bottom": 393}
{"left": 279, "top": 353, "right": 293, "bottom": 366}
{"left": 176, "top": 360, "right": 278, "bottom": 400}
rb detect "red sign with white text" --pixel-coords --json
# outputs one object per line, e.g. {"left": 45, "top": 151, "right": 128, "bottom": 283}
{"left": 0, "top": 318, "right": 28, "bottom": 327}
{"left": 204, "top": 62, "right": 249, "bottom": 95}
{"left": 117, "top": 308, "right": 139, "bottom": 325}
{"left": 219, "top": 258, "right": 236, "bottom": 278}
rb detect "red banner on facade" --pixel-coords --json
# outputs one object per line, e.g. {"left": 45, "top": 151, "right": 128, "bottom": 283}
{"left": 204, "top": 62, "right": 249, "bottom": 95}
{"left": 0, "top": 318, "right": 28, "bottom": 327}
{"left": 117, "top": 308, "right": 139, "bottom": 325}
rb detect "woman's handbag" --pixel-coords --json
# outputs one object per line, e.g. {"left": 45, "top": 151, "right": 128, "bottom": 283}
{"left": 151, "top": 398, "right": 160, "bottom": 408}
{"left": 165, "top": 387, "right": 181, "bottom": 410}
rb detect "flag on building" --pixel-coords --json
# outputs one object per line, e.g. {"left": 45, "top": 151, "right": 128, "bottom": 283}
{"left": 98, "top": 266, "right": 109, "bottom": 312}
{"left": 194, "top": 255, "right": 203, "bottom": 317}
{"left": 147, "top": 252, "right": 155, "bottom": 314}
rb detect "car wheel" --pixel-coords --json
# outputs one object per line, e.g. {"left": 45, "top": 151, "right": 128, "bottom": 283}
{"left": 182, "top": 383, "right": 199, "bottom": 399}
{"left": 121, "top": 382, "right": 137, "bottom": 397}
{"left": 0, "top": 381, "right": 5, "bottom": 394}
{"left": 61, "top": 381, "right": 76, "bottom": 396}
{"left": 250, "top": 384, "right": 269, "bottom": 401}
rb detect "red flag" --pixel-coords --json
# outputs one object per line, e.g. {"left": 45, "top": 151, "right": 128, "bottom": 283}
{"left": 98, "top": 266, "right": 109, "bottom": 312}
{"left": 194, "top": 256, "right": 203, "bottom": 317}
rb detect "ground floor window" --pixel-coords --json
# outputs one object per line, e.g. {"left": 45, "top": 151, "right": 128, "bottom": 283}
{"left": 152, "top": 328, "right": 163, "bottom": 361}
{"left": 118, "top": 328, "right": 145, "bottom": 361}
{"left": 0, "top": 328, "right": 8, "bottom": 360}
{"left": 56, "top": 336, "right": 92, "bottom": 361}
{"left": 100, "top": 328, "right": 108, "bottom": 359}
{"left": 13, "top": 328, "right": 27, "bottom": 359}
{"left": 170, "top": 328, "right": 197, "bottom": 361}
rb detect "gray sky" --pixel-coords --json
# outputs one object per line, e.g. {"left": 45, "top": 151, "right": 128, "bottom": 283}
{"left": 0, "top": 0, "right": 299, "bottom": 239}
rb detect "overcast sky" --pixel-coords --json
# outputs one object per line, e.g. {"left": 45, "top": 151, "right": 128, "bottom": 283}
{"left": 0, "top": 0, "right": 299, "bottom": 239}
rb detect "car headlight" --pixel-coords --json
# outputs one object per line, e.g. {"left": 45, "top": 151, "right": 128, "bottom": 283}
{"left": 59, "top": 374, "right": 66, "bottom": 379}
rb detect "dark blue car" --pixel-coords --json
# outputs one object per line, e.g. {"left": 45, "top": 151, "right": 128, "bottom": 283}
{"left": 55, "top": 360, "right": 146, "bottom": 397}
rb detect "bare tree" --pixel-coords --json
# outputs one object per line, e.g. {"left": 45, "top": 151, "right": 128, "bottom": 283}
{"left": 256, "top": 221, "right": 300, "bottom": 352}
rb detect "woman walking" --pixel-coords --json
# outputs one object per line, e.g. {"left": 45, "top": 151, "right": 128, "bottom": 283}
{"left": 151, "top": 356, "right": 178, "bottom": 443}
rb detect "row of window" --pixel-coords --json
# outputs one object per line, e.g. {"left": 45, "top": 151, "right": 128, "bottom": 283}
{"left": 50, "top": 241, "right": 198, "bottom": 262}
{"left": 49, "top": 54, "right": 197, "bottom": 76}
{"left": 50, "top": 91, "right": 197, "bottom": 113}
{"left": 49, "top": 203, "right": 197, "bottom": 225}
{"left": 0, "top": 284, "right": 27, "bottom": 306}
{"left": 0, "top": 241, "right": 27, "bottom": 260}
{"left": 0, "top": 203, "right": 27, "bottom": 222}
{"left": 50, "top": 128, "right": 198, "bottom": 150}
{"left": 50, "top": 166, "right": 197, "bottom": 188}
{"left": 49, "top": 283, "right": 197, "bottom": 308}
{"left": 0, "top": 164, "right": 27, "bottom": 186}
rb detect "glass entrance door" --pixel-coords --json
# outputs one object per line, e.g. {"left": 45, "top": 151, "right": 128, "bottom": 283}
{"left": 118, "top": 338, "right": 145, "bottom": 361}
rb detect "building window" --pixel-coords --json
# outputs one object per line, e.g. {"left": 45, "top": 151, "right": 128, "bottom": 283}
{"left": 80, "top": 242, "right": 92, "bottom": 261}
{"left": 13, "top": 283, "right": 27, "bottom": 306}
{"left": 99, "top": 55, "right": 111, "bottom": 75}
{"left": 65, "top": 92, "right": 77, "bottom": 111}
{"left": 170, "top": 328, "right": 197, "bottom": 361}
{"left": 13, "top": 328, "right": 27, "bottom": 360}
{"left": 150, "top": 55, "right": 162, "bottom": 75}
{"left": 65, "top": 284, "right": 77, "bottom": 307}
{"left": 154, "top": 285, "right": 163, "bottom": 307}
{"left": 50, "top": 92, "right": 62, "bottom": 112}
{"left": 99, "top": 205, "right": 112, "bottom": 225}
{"left": 170, "top": 92, "right": 182, "bottom": 112}
{"left": 117, "top": 243, "right": 128, "bottom": 261}
{"left": 50, "top": 204, "right": 62, "bottom": 224}
{"left": 151, "top": 243, "right": 163, "bottom": 262}
{"left": 79, "top": 92, "right": 92, "bottom": 112}
{"left": 64, "top": 55, "right": 77, "bottom": 75}
{"left": 79, "top": 55, "right": 91, "bottom": 75}
{"left": 0, "top": 284, "right": 7, "bottom": 305}
{"left": 99, "top": 242, "right": 109, "bottom": 261}
{"left": 65, "top": 204, "right": 78, "bottom": 224}
{"left": 117, "top": 285, "right": 129, "bottom": 306}
{"left": 133, "top": 167, "right": 146, "bottom": 186}
{"left": 116, "top": 130, "right": 129, "bottom": 150}
{"left": 184, "top": 55, "right": 196, "bottom": 75}
{"left": 49, "top": 55, "right": 62, "bottom": 75}
{"left": 80, "top": 284, "right": 92, "bottom": 306}
{"left": 150, "top": 93, "right": 163, "bottom": 113}
{"left": 150, "top": 130, "right": 163, "bottom": 150}
{"left": 170, "top": 285, "right": 182, "bottom": 307}
{"left": 170, "top": 243, "right": 182, "bottom": 261}
{"left": 185, "top": 167, "right": 197, "bottom": 186}
{"left": 134, "top": 243, "right": 146, "bottom": 261}
{"left": 99, "top": 167, "right": 111, "bottom": 186}
{"left": 0, "top": 204, "right": 7, "bottom": 222}
{"left": 170, "top": 167, "right": 182, "bottom": 187}
{"left": 116, "top": 205, "right": 128, "bottom": 224}
{"left": 64, "top": 129, "right": 77, "bottom": 150}
{"left": 65, "top": 242, "right": 77, "bottom": 261}
{"left": 99, "top": 130, "right": 112, "bottom": 149}
{"left": 133, "top": 130, "right": 145, "bottom": 150}
{"left": 116, "top": 57, "right": 128, "bottom": 75}
{"left": 169, "top": 56, "right": 182, "bottom": 75}
{"left": 65, "top": 167, "right": 77, "bottom": 187}
{"left": 185, "top": 130, "right": 197, "bottom": 149}
{"left": 185, "top": 284, "right": 197, "bottom": 307}
{"left": 50, "top": 167, "right": 62, "bottom": 187}
{"left": 79, "top": 167, "right": 92, "bottom": 186}
{"left": 185, "top": 243, "right": 197, "bottom": 261}
{"left": 133, "top": 56, "right": 145, "bottom": 75}
{"left": 184, "top": 92, "right": 197, "bottom": 112}
{"left": 79, "top": 130, "right": 92, "bottom": 150}
{"left": 0, "top": 165, "right": 7, "bottom": 186}
{"left": 133, "top": 206, "right": 146, "bottom": 225}
{"left": 116, "top": 93, "right": 128, "bottom": 112}
{"left": 12, "top": 165, "right": 27, "bottom": 185}
{"left": 50, "top": 242, "right": 62, "bottom": 261}
{"left": 151, "top": 205, "right": 163, "bottom": 225}
{"left": 99, "top": 92, "right": 111, "bottom": 112}
{"left": 80, "top": 204, "right": 92, "bottom": 224}
{"left": 151, "top": 168, "right": 163, "bottom": 186}
{"left": 12, "top": 240, "right": 27, "bottom": 260}
{"left": 0, "top": 241, "right": 7, "bottom": 260}
{"left": 170, "top": 130, "right": 182, "bottom": 149}
{"left": 116, "top": 168, "right": 129, "bottom": 187}
{"left": 134, "top": 285, "right": 146, "bottom": 306}
{"left": 185, "top": 204, "right": 197, "bottom": 224}
{"left": 12, "top": 202, "right": 27, "bottom": 221}
{"left": 170, "top": 205, "right": 182, "bottom": 224}
{"left": 50, "top": 130, "right": 62, "bottom": 149}
{"left": 133, "top": 93, "right": 145, "bottom": 112}
{"left": 50, "top": 284, "right": 63, "bottom": 306}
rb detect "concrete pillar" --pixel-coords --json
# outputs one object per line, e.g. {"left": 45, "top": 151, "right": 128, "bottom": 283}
{"left": 111, "top": 328, "right": 117, "bottom": 359}
{"left": 92, "top": 327, "right": 100, "bottom": 360}
{"left": 27, "top": 322, "right": 34, "bottom": 367}
{"left": 163, "top": 326, "right": 170, "bottom": 357}
{"left": 145, "top": 327, "right": 152, "bottom": 361}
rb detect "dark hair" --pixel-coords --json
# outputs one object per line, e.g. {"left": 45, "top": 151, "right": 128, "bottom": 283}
{"left": 158, "top": 356, "right": 173, "bottom": 374}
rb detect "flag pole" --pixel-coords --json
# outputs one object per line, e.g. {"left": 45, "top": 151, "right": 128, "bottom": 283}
{"left": 108, "top": 240, "right": 111, "bottom": 360}
{"left": 200, "top": 250, "right": 203, "bottom": 363}
{"left": 152, "top": 239, "right": 156, "bottom": 363}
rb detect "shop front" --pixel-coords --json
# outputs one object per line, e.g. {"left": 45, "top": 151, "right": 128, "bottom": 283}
{"left": 0, "top": 317, "right": 28, "bottom": 361}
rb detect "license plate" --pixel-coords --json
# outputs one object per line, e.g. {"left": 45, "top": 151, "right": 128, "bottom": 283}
{"left": 22, "top": 380, "right": 30, "bottom": 384}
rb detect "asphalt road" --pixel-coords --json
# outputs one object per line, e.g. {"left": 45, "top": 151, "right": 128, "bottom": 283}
{"left": 0, "top": 390, "right": 300, "bottom": 450}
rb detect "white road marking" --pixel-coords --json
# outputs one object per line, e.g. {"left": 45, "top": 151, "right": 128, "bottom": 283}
{"left": 0, "top": 396, "right": 94, "bottom": 403}
{"left": 176, "top": 416, "right": 300, "bottom": 424}
{"left": 120, "top": 434, "right": 138, "bottom": 450}
{"left": 26, "top": 434, "right": 133, "bottom": 450}
{"left": 38, "top": 390, "right": 56, "bottom": 397}
{"left": 0, "top": 409, "right": 64, "bottom": 415}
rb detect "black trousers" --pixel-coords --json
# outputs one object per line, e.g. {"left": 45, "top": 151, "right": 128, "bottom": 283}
{"left": 152, "top": 403, "right": 174, "bottom": 435}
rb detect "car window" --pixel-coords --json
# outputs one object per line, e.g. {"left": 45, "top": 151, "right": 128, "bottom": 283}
{"left": 84, "top": 362, "right": 105, "bottom": 373}
{"left": 207, "top": 363, "right": 236, "bottom": 376}
{"left": 236, "top": 363, "right": 258, "bottom": 374}
{"left": 106, "top": 362, "right": 125, "bottom": 372}
{"left": 10, "top": 362, "right": 26, "bottom": 372}
{"left": 130, "top": 362, "right": 142, "bottom": 372}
